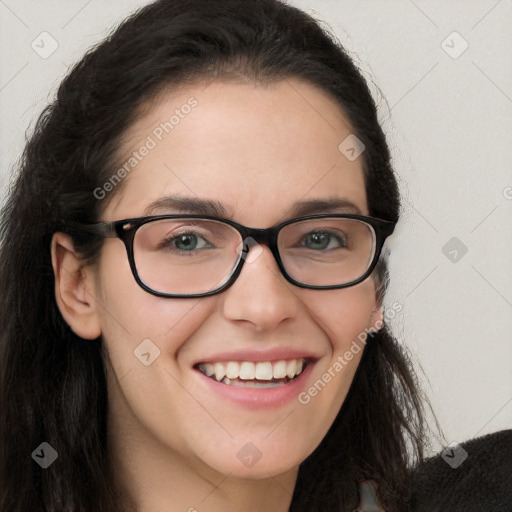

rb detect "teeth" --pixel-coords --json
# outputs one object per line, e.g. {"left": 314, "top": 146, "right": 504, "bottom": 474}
{"left": 225, "top": 361, "right": 239, "bottom": 379}
{"left": 273, "top": 360, "right": 287, "bottom": 379}
{"left": 198, "top": 363, "right": 215, "bottom": 377}
{"left": 286, "top": 360, "right": 297, "bottom": 379}
{"left": 222, "top": 378, "right": 285, "bottom": 388}
{"left": 213, "top": 362, "right": 226, "bottom": 381}
{"left": 197, "top": 358, "right": 307, "bottom": 382}
{"left": 255, "top": 361, "right": 273, "bottom": 380}
{"left": 239, "top": 361, "right": 255, "bottom": 379}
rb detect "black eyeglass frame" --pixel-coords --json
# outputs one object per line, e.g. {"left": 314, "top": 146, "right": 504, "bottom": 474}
{"left": 74, "top": 213, "right": 396, "bottom": 298}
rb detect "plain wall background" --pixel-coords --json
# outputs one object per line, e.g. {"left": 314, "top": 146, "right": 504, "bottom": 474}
{"left": 1, "top": 0, "right": 511, "bottom": 455}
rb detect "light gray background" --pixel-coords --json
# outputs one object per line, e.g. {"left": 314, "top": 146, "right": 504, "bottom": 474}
{"left": 1, "top": 0, "right": 511, "bottom": 455}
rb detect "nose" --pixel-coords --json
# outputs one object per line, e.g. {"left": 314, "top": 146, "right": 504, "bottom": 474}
{"left": 221, "top": 241, "right": 298, "bottom": 332}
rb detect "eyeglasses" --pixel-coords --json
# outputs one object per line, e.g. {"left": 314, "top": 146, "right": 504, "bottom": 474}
{"left": 75, "top": 214, "right": 395, "bottom": 298}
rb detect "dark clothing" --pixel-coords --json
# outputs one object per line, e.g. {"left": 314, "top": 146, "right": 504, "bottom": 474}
{"left": 408, "top": 429, "right": 512, "bottom": 511}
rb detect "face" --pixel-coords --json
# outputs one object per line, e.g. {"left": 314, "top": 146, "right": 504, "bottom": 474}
{"left": 76, "top": 79, "right": 382, "bottom": 481}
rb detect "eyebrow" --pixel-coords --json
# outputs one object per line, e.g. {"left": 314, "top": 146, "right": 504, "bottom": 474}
{"left": 144, "top": 195, "right": 362, "bottom": 218}
{"left": 144, "top": 196, "right": 229, "bottom": 217}
{"left": 289, "top": 198, "right": 362, "bottom": 216}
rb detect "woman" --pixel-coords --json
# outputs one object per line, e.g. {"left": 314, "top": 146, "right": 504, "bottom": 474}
{"left": 0, "top": 1, "right": 431, "bottom": 510}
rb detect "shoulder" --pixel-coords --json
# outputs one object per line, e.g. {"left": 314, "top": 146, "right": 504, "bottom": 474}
{"left": 408, "top": 429, "right": 512, "bottom": 511}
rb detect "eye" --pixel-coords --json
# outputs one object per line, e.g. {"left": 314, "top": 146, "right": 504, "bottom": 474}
{"left": 161, "top": 232, "right": 212, "bottom": 252}
{"left": 301, "top": 230, "right": 347, "bottom": 250}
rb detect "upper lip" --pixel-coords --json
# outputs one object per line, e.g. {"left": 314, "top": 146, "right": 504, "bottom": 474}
{"left": 192, "top": 347, "right": 321, "bottom": 366}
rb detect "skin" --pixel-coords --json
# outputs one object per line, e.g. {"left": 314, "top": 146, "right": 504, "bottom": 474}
{"left": 52, "top": 78, "right": 383, "bottom": 512}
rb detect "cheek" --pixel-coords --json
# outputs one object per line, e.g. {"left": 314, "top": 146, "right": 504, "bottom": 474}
{"left": 304, "top": 280, "right": 378, "bottom": 352}
{"left": 292, "top": 281, "right": 378, "bottom": 454}
{"left": 92, "top": 241, "right": 212, "bottom": 364}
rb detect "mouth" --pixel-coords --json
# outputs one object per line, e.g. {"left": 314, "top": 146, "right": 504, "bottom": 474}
{"left": 194, "top": 358, "right": 311, "bottom": 388}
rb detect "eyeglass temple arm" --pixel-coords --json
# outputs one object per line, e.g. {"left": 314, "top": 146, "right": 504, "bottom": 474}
{"left": 66, "top": 221, "right": 118, "bottom": 238}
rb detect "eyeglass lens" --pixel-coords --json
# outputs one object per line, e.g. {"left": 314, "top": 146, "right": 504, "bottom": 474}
{"left": 133, "top": 217, "right": 376, "bottom": 295}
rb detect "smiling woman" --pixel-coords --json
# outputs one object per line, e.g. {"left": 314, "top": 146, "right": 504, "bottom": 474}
{"left": 0, "top": 1, "right": 432, "bottom": 511}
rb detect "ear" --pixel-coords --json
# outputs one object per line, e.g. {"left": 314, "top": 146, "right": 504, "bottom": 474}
{"left": 51, "top": 232, "right": 101, "bottom": 340}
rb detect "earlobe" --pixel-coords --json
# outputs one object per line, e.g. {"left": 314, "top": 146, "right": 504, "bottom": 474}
{"left": 51, "top": 232, "right": 101, "bottom": 340}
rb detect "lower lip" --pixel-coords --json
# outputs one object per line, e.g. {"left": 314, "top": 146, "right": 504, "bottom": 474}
{"left": 194, "top": 362, "right": 316, "bottom": 409}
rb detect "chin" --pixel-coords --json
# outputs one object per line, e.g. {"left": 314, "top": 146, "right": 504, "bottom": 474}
{"left": 198, "top": 441, "right": 308, "bottom": 480}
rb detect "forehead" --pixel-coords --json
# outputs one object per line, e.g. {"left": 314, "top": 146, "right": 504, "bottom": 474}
{"left": 106, "top": 78, "right": 368, "bottom": 224}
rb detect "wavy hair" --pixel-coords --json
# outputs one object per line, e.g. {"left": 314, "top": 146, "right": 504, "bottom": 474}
{"left": 0, "top": 1, "right": 434, "bottom": 510}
